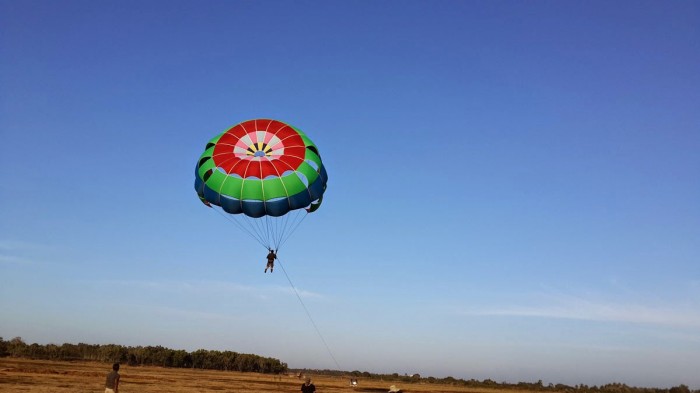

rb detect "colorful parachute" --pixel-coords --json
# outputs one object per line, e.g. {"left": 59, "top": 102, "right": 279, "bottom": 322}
{"left": 194, "top": 119, "right": 328, "bottom": 249}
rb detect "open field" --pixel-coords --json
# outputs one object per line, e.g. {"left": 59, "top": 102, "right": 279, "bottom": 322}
{"left": 0, "top": 358, "right": 510, "bottom": 393}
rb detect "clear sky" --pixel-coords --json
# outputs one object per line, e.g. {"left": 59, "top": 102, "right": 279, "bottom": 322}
{"left": 1, "top": 0, "right": 699, "bottom": 389}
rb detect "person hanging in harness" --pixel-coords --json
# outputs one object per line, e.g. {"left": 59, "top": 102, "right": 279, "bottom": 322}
{"left": 265, "top": 249, "right": 277, "bottom": 273}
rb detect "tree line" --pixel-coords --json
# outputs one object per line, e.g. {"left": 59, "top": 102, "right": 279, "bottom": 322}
{"left": 2, "top": 337, "right": 694, "bottom": 393}
{"left": 293, "top": 369, "right": 695, "bottom": 393}
{"left": 0, "top": 337, "right": 286, "bottom": 374}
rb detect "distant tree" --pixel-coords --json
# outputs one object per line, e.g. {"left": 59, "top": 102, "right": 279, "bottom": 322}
{"left": 77, "top": 342, "right": 100, "bottom": 360}
{"left": 127, "top": 353, "right": 138, "bottom": 366}
{"left": 670, "top": 385, "right": 690, "bottom": 393}
{"left": 26, "top": 343, "right": 46, "bottom": 358}
{"left": 58, "top": 343, "right": 80, "bottom": 360}
{"left": 7, "top": 337, "right": 27, "bottom": 357}
{"left": 98, "top": 344, "right": 126, "bottom": 363}
{"left": 191, "top": 349, "right": 210, "bottom": 369}
{"left": 234, "top": 354, "right": 256, "bottom": 372}
{"left": 172, "top": 349, "right": 191, "bottom": 368}
{"left": 144, "top": 345, "right": 171, "bottom": 367}
{"left": 45, "top": 343, "right": 59, "bottom": 359}
{"left": 0, "top": 337, "right": 7, "bottom": 357}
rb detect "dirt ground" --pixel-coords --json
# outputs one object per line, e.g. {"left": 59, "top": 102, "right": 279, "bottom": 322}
{"left": 0, "top": 358, "right": 510, "bottom": 393}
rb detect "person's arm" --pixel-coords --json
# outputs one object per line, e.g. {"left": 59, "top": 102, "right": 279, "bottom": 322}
{"left": 114, "top": 374, "right": 120, "bottom": 393}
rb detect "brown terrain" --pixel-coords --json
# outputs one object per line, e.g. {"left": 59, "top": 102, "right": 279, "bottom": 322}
{"left": 0, "top": 357, "right": 510, "bottom": 393}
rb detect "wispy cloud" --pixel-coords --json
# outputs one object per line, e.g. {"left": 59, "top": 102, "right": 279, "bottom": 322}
{"left": 0, "top": 255, "right": 33, "bottom": 265}
{"left": 0, "top": 239, "right": 45, "bottom": 251}
{"left": 100, "top": 279, "right": 326, "bottom": 300}
{"left": 132, "top": 304, "right": 242, "bottom": 323}
{"left": 457, "top": 292, "right": 700, "bottom": 328}
{"left": 0, "top": 239, "right": 42, "bottom": 265}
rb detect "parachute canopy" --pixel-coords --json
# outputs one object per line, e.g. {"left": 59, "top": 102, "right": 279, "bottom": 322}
{"left": 194, "top": 119, "right": 328, "bottom": 249}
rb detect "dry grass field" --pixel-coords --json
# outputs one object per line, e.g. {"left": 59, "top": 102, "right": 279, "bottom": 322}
{"left": 0, "top": 358, "right": 513, "bottom": 393}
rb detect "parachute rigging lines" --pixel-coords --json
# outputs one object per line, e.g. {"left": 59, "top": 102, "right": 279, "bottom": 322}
{"left": 210, "top": 205, "right": 309, "bottom": 251}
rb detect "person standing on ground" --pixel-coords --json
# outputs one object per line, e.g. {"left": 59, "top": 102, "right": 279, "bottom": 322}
{"left": 301, "top": 377, "right": 316, "bottom": 393}
{"left": 105, "top": 363, "right": 120, "bottom": 393}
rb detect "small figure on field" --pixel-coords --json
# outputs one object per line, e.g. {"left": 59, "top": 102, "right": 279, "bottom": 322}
{"left": 265, "top": 249, "right": 277, "bottom": 273}
{"left": 105, "top": 363, "right": 120, "bottom": 393}
{"left": 301, "top": 377, "right": 316, "bottom": 393}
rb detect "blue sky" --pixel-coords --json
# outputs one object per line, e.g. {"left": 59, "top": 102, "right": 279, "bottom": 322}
{"left": 1, "top": 0, "right": 699, "bottom": 388}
